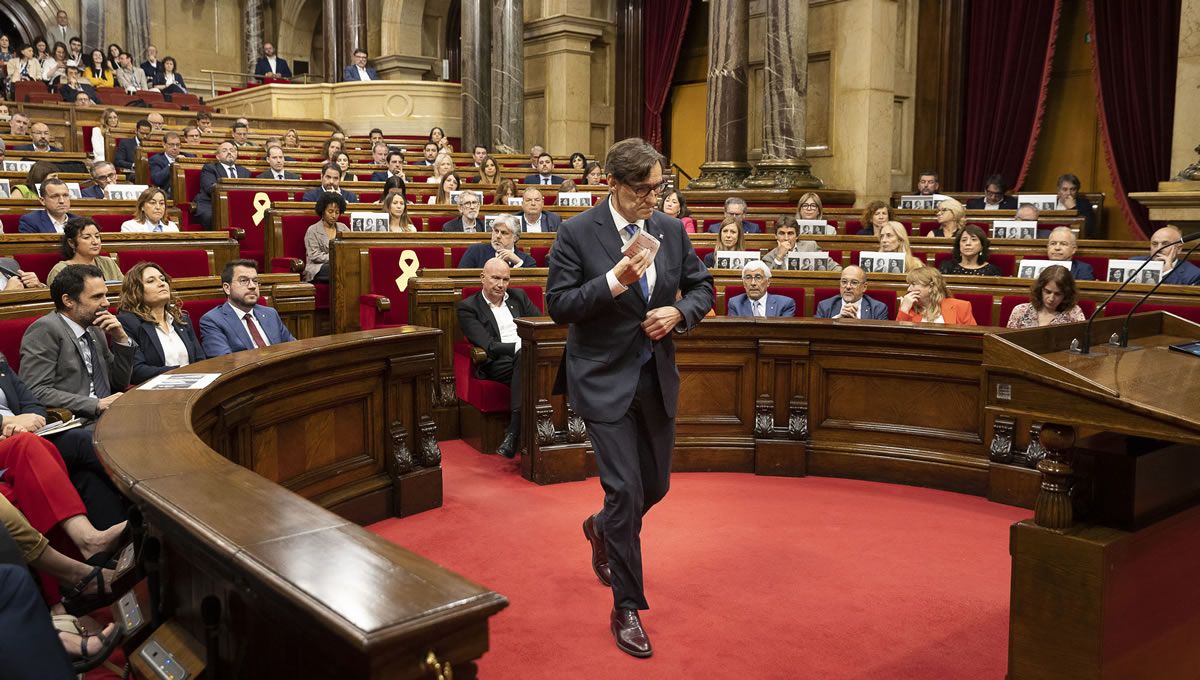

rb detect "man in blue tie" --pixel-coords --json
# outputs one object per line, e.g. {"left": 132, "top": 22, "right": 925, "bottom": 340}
{"left": 726, "top": 261, "right": 797, "bottom": 317}
{"left": 522, "top": 153, "right": 566, "bottom": 185}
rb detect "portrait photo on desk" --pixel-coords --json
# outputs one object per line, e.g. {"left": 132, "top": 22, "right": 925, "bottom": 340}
{"left": 715, "top": 250, "right": 763, "bottom": 270}
{"left": 795, "top": 219, "right": 835, "bottom": 236}
{"left": 557, "top": 191, "right": 593, "bottom": 207}
{"left": 0, "top": 178, "right": 8, "bottom": 198}
{"left": 105, "top": 183, "right": 149, "bottom": 201}
{"left": 1107, "top": 259, "right": 1162, "bottom": 285}
{"left": 786, "top": 252, "right": 834, "bottom": 271}
{"left": 858, "top": 251, "right": 905, "bottom": 275}
{"left": 1018, "top": 194, "right": 1058, "bottom": 211}
{"left": 992, "top": 220, "right": 1037, "bottom": 240}
{"left": 350, "top": 212, "right": 390, "bottom": 232}
{"left": 1016, "top": 259, "right": 1058, "bottom": 280}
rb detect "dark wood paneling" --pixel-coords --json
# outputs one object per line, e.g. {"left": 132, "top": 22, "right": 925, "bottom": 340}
{"left": 913, "top": 0, "right": 967, "bottom": 191}
{"left": 614, "top": 0, "right": 645, "bottom": 141}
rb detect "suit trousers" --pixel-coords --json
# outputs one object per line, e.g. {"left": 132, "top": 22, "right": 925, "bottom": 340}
{"left": 586, "top": 355, "right": 674, "bottom": 611}
{"left": 0, "top": 562, "right": 76, "bottom": 679}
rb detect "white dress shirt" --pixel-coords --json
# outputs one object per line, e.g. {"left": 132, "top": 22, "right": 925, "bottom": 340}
{"left": 155, "top": 323, "right": 190, "bottom": 367}
{"left": 485, "top": 292, "right": 521, "bottom": 352}
{"left": 523, "top": 215, "right": 544, "bottom": 233}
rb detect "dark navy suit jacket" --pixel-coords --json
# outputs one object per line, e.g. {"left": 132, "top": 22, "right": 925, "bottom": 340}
{"left": 198, "top": 303, "right": 296, "bottom": 357}
{"left": 522, "top": 174, "right": 566, "bottom": 185}
{"left": 254, "top": 57, "right": 292, "bottom": 79}
{"left": 706, "top": 220, "right": 762, "bottom": 234}
{"left": 117, "top": 311, "right": 207, "bottom": 384}
{"left": 813, "top": 294, "right": 890, "bottom": 320}
{"left": 18, "top": 211, "right": 77, "bottom": 233}
{"left": 458, "top": 243, "right": 536, "bottom": 269}
{"left": 81, "top": 185, "right": 104, "bottom": 199}
{"left": 148, "top": 152, "right": 194, "bottom": 196}
{"left": 342, "top": 65, "right": 378, "bottom": 81}
{"left": 0, "top": 354, "right": 47, "bottom": 418}
{"left": 728, "top": 293, "right": 797, "bottom": 318}
{"left": 301, "top": 187, "right": 358, "bottom": 203}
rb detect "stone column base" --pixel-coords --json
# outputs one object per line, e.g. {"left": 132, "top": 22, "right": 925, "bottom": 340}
{"left": 689, "top": 161, "right": 752, "bottom": 190}
{"left": 743, "top": 158, "right": 824, "bottom": 189}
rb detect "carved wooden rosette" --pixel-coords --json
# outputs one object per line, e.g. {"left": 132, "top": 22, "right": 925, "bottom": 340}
{"left": 1032, "top": 423, "right": 1076, "bottom": 530}
{"left": 989, "top": 415, "right": 1015, "bottom": 463}
{"left": 390, "top": 421, "right": 415, "bottom": 475}
{"left": 417, "top": 416, "right": 442, "bottom": 467}
{"left": 565, "top": 402, "right": 587, "bottom": 443}
{"left": 787, "top": 396, "right": 809, "bottom": 441}
{"left": 535, "top": 399, "right": 556, "bottom": 446}
{"left": 754, "top": 395, "right": 775, "bottom": 438}
{"left": 1023, "top": 422, "right": 1049, "bottom": 468}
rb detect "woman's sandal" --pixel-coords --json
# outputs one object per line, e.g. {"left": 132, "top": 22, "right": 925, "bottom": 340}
{"left": 60, "top": 565, "right": 119, "bottom": 616}
{"left": 52, "top": 614, "right": 124, "bottom": 674}
{"left": 86, "top": 505, "right": 146, "bottom": 571}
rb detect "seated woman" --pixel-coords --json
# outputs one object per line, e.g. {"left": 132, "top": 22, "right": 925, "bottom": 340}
{"left": 430, "top": 172, "right": 462, "bottom": 205}
{"left": 46, "top": 217, "right": 123, "bottom": 286}
{"left": 939, "top": 224, "right": 1001, "bottom": 276}
{"left": 282, "top": 129, "right": 301, "bottom": 149}
{"left": 659, "top": 188, "right": 696, "bottom": 232}
{"left": 12, "top": 161, "right": 60, "bottom": 199}
{"left": 582, "top": 161, "right": 605, "bottom": 186}
{"left": 704, "top": 217, "right": 746, "bottom": 268}
{"left": 120, "top": 187, "right": 178, "bottom": 232}
{"left": 896, "top": 267, "right": 977, "bottom": 325}
{"left": 796, "top": 192, "right": 823, "bottom": 222}
{"left": 877, "top": 221, "right": 924, "bottom": 272}
{"left": 304, "top": 192, "right": 348, "bottom": 283}
{"left": 116, "top": 262, "right": 206, "bottom": 384}
{"left": 476, "top": 155, "right": 502, "bottom": 185}
{"left": 321, "top": 137, "right": 344, "bottom": 163}
{"left": 91, "top": 107, "right": 119, "bottom": 163}
{"left": 858, "top": 200, "right": 892, "bottom": 236}
{"left": 427, "top": 153, "right": 456, "bottom": 185}
{"left": 1006, "top": 265, "right": 1085, "bottom": 328}
{"left": 333, "top": 151, "right": 358, "bottom": 182}
{"left": 159, "top": 56, "right": 187, "bottom": 94}
{"left": 383, "top": 191, "right": 417, "bottom": 232}
{"left": 932, "top": 198, "right": 966, "bottom": 238}
{"left": 84, "top": 48, "right": 114, "bottom": 89}
{"left": 569, "top": 152, "right": 587, "bottom": 171}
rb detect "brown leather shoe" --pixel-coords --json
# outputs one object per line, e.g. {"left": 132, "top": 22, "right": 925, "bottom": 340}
{"left": 610, "top": 607, "right": 652, "bottom": 658}
{"left": 582, "top": 514, "right": 611, "bottom": 587}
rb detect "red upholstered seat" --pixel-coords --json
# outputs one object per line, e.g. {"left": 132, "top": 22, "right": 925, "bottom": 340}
{"left": 1075, "top": 255, "right": 1107, "bottom": 280}
{"left": 953, "top": 293, "right": 996, "bottom": 326}
{"left": 530, "top": 247, "right": 551, "bottom": 266}
{"left": 724, "top": 286, "right": 805, "bottom": 316}
{"left": 179, "top": 298, "right": 225, "bottom": 340}
{"left": 92, "top": 214, "right": 130, "bottom": 233}
{"left": 117, "top": 249, "right": 211, "bottom": 278}
{"left": 226, "top": 189, "right": 293, "bottom": 268}
{"left": 12, "top": 253, "right": 64, "bottom": 283}
{"left": 0, "top": 316, "right": 39, "bottom": 372}
{"left": 813, "top": 288, "right": 899, "bottom": 319}
{"left": 426, "top": 216, "right": 452, "bottom": 232}
{"left": 920, "top": 222, "right": 947, "bottom": 236}
{"left": 181, "top": 167, "right": 203, "bottom": 204}
{"left": 695, "top": 246, "right": 714, "bottom": 264}
{"left": 450, "top": 246, "right": 469, "bottom": 267}
{"left": 987, "top": 253, "right": 1016, "bottom": 276}
{"left": 1103, "top": 301, "right": 1200, "bottom": 324}
{"left": 454, "top": 286, "right": 546, "bottom": 413}
{"left": 1, "top": 214, "right": 21, "bottom": 232}
{"left": 359, "top": 246, "right": 448, "bottom": 328}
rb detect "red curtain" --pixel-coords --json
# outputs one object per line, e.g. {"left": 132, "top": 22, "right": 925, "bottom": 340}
{"left": 642, "top": 0, "right": 692, "bottom": 151}
{"left": 1087, "top": 0, "right": 1180, "bottom": 239}
{"left": 959, "top": 0, "right": 1062, "bottom": 192}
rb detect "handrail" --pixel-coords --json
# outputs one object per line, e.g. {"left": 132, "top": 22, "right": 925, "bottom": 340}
{"left": 199, "top": 68, "right": 325, "bottom": 97}
{"left": 671, "top": 162, "right": 694, "bottom": 182}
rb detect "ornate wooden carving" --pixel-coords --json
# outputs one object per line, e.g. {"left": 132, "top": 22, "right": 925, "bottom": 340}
{"left": 787, "top": 396, "right": 808, "bottom": 441}
{"left": 565, "top": 402, "right": 587, "bottom": 443}
{"left": 390, "top": 421, "right": 415, "bottom": 475}
{"left": 417, "top": 416, "right": 442, "bottom": 467}
{"left": 754, "top": 395, "right": 775, "bottom": 438}
{"left": 1033, "top": 423, "right": 1076, "bottom": 530}
{"left": 535, "top": 399, "right": 556, "bottom": 446}
{"left": 438, "top": 375, "right": 457, "bottom": 407}
{"left": 1023, "top": 422, "right": 1048, "bottom": 468}
{"left": 989, "top": 415, "right": 1015, "bottom": 463}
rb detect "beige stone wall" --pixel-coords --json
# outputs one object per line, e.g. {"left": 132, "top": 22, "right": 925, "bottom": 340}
{"left": 139, "top": 0, "right": 245, "bottom": 93}
{"left": 1171, "top": 0, "right": 1200, "bottom": 176}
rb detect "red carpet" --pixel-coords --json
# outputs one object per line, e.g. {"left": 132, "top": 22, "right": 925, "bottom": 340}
{"left": 369, "top": 441, "right": 1029, "bottom": 679}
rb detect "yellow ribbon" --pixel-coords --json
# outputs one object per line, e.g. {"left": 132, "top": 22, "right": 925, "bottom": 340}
{"left": 251, "top": 192, "right": 271, "bottom": 226}
{"left": 394, "top": 249, "right": 420, "bottom": 292}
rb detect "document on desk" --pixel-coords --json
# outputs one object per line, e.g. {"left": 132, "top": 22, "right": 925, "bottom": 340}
{"left": 139, "top": 373, "right": 221, "bottom": 390}
{"left": 621, "top": 227, "right": 661, "bottom": 261}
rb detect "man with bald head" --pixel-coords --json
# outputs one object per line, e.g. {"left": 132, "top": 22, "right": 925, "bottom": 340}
{"left": 514, "top": 187, "right": 562, "bottom": 232}
{"left": 1045, "top": 227, "right": 1094, "bottom": 280}
{"left": 1132, "top": 225, "right": 1200, "bottom": 285}
{"left": 814, "top": 265, "right": 891, "bottom": 319}
{"left": 456, "top": 258, "right": 542, "bottom": 457}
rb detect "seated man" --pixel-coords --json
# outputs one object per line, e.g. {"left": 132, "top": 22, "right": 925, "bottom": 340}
{"left": 707, "top": 197, "right": 761, "bottom": 234}
{"left": 13, "top": 122, "right": 63, "bottom": 153}
{"left": 814, "top": 265, "right": 890, "bottom": 320}
{"left": 472, "top": 145, "right": 488, "bottom": 168}
{"left": 7, "top": 112, "right": 30, "bottom": 137}
{"left": 113, "top": 119, "right": 152, "bottom": 177}
{"left": 1132, "top": 225, "right": 1200, "bottom": 285}
{"left": 456, "top": 258, "right": 541, "bottom": 457}
{"left": 18, "top": 178, "right": 76, "bottom": 233}
{"left": 342, "top": 48, "right": 379, "bottom": 81}
{"left": 81, "top": 161, "right": 117, "bottom": 199}
{"left": 916, "top": 171, "right": 940, "bottom": 196}
{"left": 726, "top": 261, "right": 796, "bottom": 317}
{"left": 1045, "top": 227, "right": 1094, "bottom": 281}
{"left": 514, "top": 188, "right": 561, "bottom": 232}
{"left": 253, "top": 42, "right": 292, "bottom": 80}
{"left": 19, "top": 264, "right": 135, "bottom": 424}
{"left": 256, "top": 144, "right": 300, "bottom": 180}
{"left": 148, "top": 131, "right": 194, "bottom": 198}
{"left": 192, "top": 140, "right": 252, "bottom": 228}
{"left": 522, "top": 153, "right": 566, "bottom": 185}
{"left": 0, "top": 257, "right": 44, "bottom": 290}
{"left": 114, "top": 51, "right": 149, "bottom": 93}
{"left": 761, "top": 217, "right": 822, "bottom": 270}
{"left": 231, "top": 122, "right": 255, "bottom": 149}
{"left": 444, "top": 191, "right": 484, "bottom": 232}
{"left": 146, "top": 112, "right": 166, "bottom": 132}
{"left": 458, "top": 215, "right": 536, "bottom": 268}
{"left": 57, "top": 64, "right": 98, "bottom": 104}
{"left": 195, "top": 111, "right": 215, "bottom": 136}
{"left": 370, "top": 150, "right": 406, "bottom": 182}
{"left": 369, "top": 141, "right": 389, "bottom": 168}
{"left": 965, "top": 174, "right": 1017, "bottom": 210}
{"left": 1055, "top": 173, "right": 1097, "bottom": 239}
{"left": 199, "top": 260, "right": 297, "bottom": 357}
{"left": 301, "top": 163, "right": 359, "bottom": 203}
{"left": 418, "top": 142, "right": 439, "bottom": 166}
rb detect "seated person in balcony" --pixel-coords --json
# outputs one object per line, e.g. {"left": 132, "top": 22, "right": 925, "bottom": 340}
{"left": 1045, "top": 227, "right": 1093, "bottom": 281}
{"left": 383, "top": 191, "right": 417, "bottom": 232}
{"left": 301, "top": 163, "right": 359, "bottom": 203}
{"left": 254, "top": 42, "right": 292, "bottom": 80}
{"left": 858, "top": 200, "right": 892, "bottom": 237}
{"left": 18, "top": 178, "right": 77, "bottom": 234}
{"left": 522, "top": 153, "right": 566, "bottom": 186}
{"left": 46, "top": 217, "right": 123, "bottom": 285}
{"left": 939, "top": 224, "right": 1001, "bottom": 277}
{"left": 200, "top": 260, "right": 296, "bottom": 357}
{"left": 257, "top": 144, "right": 300, "bottom": 180}
{"left": 19, "top": 263, "right": 135, "bottom": 423}
{"left": 116, "top": 262, "right": 206, "bottom": 383}
{"left": 815, "top": 265, "right": 890, "bottom": 320}
{"left": 304, "top": 192, "right": 348, "bottom": 283}
{"left": 83, "top": 49, "right": 113, "bottom": 88}
{"left": 192, "top": 140, "right": 252, "bottom": 228}
{"left": 726, "top": 260, "right": 795, "bottom": 318}
{"left": 80, "top": 161, "right": 118, "bottom": 200}
{"left": 342, "top": 48, "right": 379, "bottom": 81}
{"left": 896, "top": 267, "right": 977, "bottom": 325}
{"left": 878, "top": 221, "right": 925, "bottom": 271}
{"left": 148, "top": 131, "right": 194, "bottom": 198}
{"left": 1006, "top": 265, "right": 1085, "bottom": 328}
{"left": 113, "top": 118, "right": 152, "bottom": 178}
{"left": 456, "top": 257, "right": 541, "bottom": 457}
{"left": 706, "top": 197, "right": 761, "bottom": 234}
{"left": 459, "top": 215, "right": 536, "bottom": 268}
{"left": 966, "top": 174, "right": 1017, "bottom": 210}
{"left": 762, "top": 216, "right": 823, "bottom": 270}
{"left": 11, "top": 160, "right": 60, "bottom": 200}
{"left": 514, "top": 187, "right": 561, "bottom": 233}
{"left": 931, "top": 197, "right": 965, "bottom": 238}
{"left": 159, "top": 56, "right": 187, "bottom": 95}
{"left": 113, "top": 51, "right": 148, "bottom": 93}
{"left": 139, "top": 44, "right": 163, "bottom": 84}
{"left": 1055, "top": 173, "right": 1097, "bottom": 239}
{"left": 57, "top": 64, "right": 98, "bottom": 103}
{"left": 444, "top": 191, "right": 484, "bottom": 232}
{"left": 916, "top": 170, "right": 940, "bottom": 196}
{"left": 1, "top": 258, "right": 44, "bottom": 290}
{"left": 1132, "top": 225, "right": 1200, "bottom": 286}
{"left": 121, "top": 187, "right": 178, "bottom": 232}
{"left": 371, "top": 150, "right": 406, "bottom": 182}
{"left": 13, "top": 122, "right": 63, "bottom": 153}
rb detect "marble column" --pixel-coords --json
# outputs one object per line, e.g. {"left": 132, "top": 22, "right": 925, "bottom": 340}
{"left": 342, "top": 0, "right": 367, "bottom": 59}
{"left": 689, "top": 0, "right": 751, "bottom": 190}
{"left": 491, "top": 0, "right": 524, "bottom": 153}
{"left": 1170, "top": 0, "right": 1200, "bottom": 177}
{"left": 124, "top": 0, "right": 151, "bottom": 67}
{"left": 461, "top": 0, "right": 492, "bottom": 150}
{"left": 524, "top": 15, "right": 605, "bottom": 156}
{"left": 80, "top": 0, "right": 105, "bottom": 54}
{"left": 244, "top": 0, "right": 264, "bottom": 76}
{"left": 323, "top": 0, "right": 341, "bottom": 82}
{"left": 744, "top": 0, "right": 822, "bottom": 189}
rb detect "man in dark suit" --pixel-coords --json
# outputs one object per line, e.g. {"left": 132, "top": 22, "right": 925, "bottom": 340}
{"left": 81, "top": 162, "right": 118, "bottom": 200}
{"left": 192, "top": 140, "right": 252, "bottom": 228}
{"left": 199, "top": 260, "right": 297, "bottom": 357}
{"left": 521, "top": 153, "right": 566, "bottom": 185}
{"left": 139, "top": 45, "right": 165, "bottom": 85}
{"left": 254, "top": 42, "right": 292, "bottom": 80}
{"left": 726, "top": 261, "right": 797, "bottom": 317}
{"left": 257, "top": 144, "right": 301, "bottom": 180}
{"left": 706, "top": 197, "right": 761, "bottom": 233}
{"left": 301, "top": 163, "right": 359, "bottom": 203}
{"left": 148, "top": 131, "right": 194, "bottom": 198}
{"left": 443, "top": 191, "right": 485, "bottom": 233}
{"left": 813, "top": 265, "right": 891, "bottom": 319}
{"left": 546, "top": 137, "right": 713, "bottom": 658}
{"left": 965, "top": 174, "right": 1018, "bottom": 211}
{"left": 458, "top": 216, "right": 536, "bottom": 268}
{"left": 13, "top": 122, "right": 63, "bottom": 153}
{"left": 113, "top": 119, "right": 152, "bottom": 179}
{"left": 342, "top": 48, "right": 379, "bottom": 81}
{"left": 418, "top": 142, "right": 439, "bottom": 166}
{"left": 456, "top": 258, "right": 541, "bottom": 457}
{"left": 18, "top": 179, "right": 76, "bottom": 233}
{"left": 1045, "top": 227, "right": 1094, "bottom": 281}
{"left": 514, "top": 188, "right": 561, "bottom": 233}
{"left": 370, "top": 151, "right": 406, "bottom": 182}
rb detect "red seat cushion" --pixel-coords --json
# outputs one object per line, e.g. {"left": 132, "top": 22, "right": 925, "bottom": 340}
{"left": 451, "top": 246, "right": 469, "bottom": 268}
{"left": 426, "top": 216, "right": 452, "bottom": 232}
{"left": 987, "top": 253, "right": 1016, "bottom": 277}
{"left": 117, "top": 249, "right": 211, "bottom": 278}
{"left": 724, "top": 286, "right": 805, "bottom": 316}
{"left": 366, "top": 247, "right": 448, "bottom": 326}
{"left": 91, "top": 214, "right": 130, "bottom": 233}
{"left": 953, "top": 293, "right": 995, "bottom": 326}
{"left": 12, "top": 253, "right": 64, "bottom": 283}
{"left": 1075, "top": 255, "right": 1107, "bottom": 280}
{"left": 453, "top": 340, "right": 511, "bottom": 412}
{"left": 530, "top": 247, "right": 550, "bottom": 267}
{"left": 1, "top": 214, "right": 21, "bottom": 232}
{"left": 0, "top": 316, "right": 40, "bottom": 372}
{"left": 179, "top": 298, "right": 225, "bottom": 340}
{"left": 181, "top": 167, "right": 203, "bottom": 204}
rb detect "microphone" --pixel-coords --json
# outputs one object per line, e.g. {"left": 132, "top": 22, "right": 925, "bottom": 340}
{"left": 1072, "top": 233, "right": 1199, "bottom": 354}
{"left": 1116, "top": 235, "right": 1200, "bottom": 348}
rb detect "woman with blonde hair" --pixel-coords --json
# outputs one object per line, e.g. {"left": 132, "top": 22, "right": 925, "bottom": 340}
{"left": 117, "top": 261, "right": 206, "bottom": 384}
{"left": 796, "top": 192, "right": 823, "bottom": 221}
{"left": 877, "top": 221, "right": 924, "bottom": 272}
{"left": 91, "top": 107, "right": 119, "bottom": 162}
{"left": 426, "top": 153, "right": 456, "bottom": 184}
{"left": 932, "top": 197, "right": 966, "bottom": 238}
{"left": 896, "top": 266, "right": 976, "bottom": 325}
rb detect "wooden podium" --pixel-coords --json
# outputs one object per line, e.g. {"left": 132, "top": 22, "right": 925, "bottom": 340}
{"left": 983, "top": 312, "right": 1200, "bottom": 679}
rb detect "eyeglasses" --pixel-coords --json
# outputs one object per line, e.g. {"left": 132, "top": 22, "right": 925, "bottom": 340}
{"left": 840, "top": 279, "right": 864, "bottom": 287}
{"left": 799, "top": 203, "right": 819, "bottom": 209}
{"left": 234, "top": 277, "right": 259, "bottom": 286}
{"left": 742, "top": 274, "right": 766, "bottom": 283}
{"left": 628, "top": 180, "right": 667, "bottom": 198}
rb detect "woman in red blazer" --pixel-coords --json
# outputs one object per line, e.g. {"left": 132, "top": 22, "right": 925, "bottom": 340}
{"left": 896, "top": 267, "right": 977, "bottom": 325}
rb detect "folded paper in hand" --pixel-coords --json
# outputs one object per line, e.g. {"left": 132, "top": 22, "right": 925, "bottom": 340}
{"left": 621, "top": 228, "right": 661, "bottom": 261}
{"left": 36, "top": 417, "right": 83, "bottom": 437}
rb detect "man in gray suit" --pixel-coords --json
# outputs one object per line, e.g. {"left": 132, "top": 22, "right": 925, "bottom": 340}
{"left": 19, "top": 264, "right": 136, "bottom": 422}
{"left": 546, "top": 137, "right": 713, "bottom": 659}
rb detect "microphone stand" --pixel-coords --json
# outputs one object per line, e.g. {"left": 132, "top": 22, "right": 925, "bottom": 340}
{"left": 1116, "top": 237, "right": 1200, "bottom": 349}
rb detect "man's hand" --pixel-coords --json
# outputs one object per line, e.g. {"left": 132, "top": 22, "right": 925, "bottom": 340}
{"left": 495, "top": 248, "right": 521, "bottom": 266}
{"left": 641, "top": 306, "right": 683, "bottom": 341}
{"left": 1060, "top": 195, "right": 1076, "bottom": 210}
{"left": 16, "top": 269, "right": 42, "bottom": 288}
{"left": 3, "top": 413, "right": 46, "bottom": 432}
{"left": 93, "top": 310, "right": 129, "bottom": 343}
{"left": 613, "top": 249, "right": 653, "bottom": 287}
{"left": 97, "top": 393, "right": 124, "bottom": 412}
{"left": 838, "top": 302, "right": 859, "bottom": 319}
